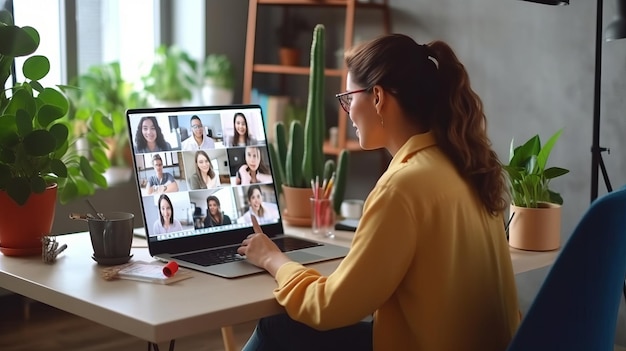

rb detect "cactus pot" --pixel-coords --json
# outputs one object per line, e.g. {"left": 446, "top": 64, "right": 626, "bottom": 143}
{"left": 282, "top": 185, "right": 313, "bottom": 226}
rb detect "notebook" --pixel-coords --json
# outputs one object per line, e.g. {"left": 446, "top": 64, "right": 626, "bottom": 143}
{"left": 125, "top": 104, "right": 349, "bottom": 278}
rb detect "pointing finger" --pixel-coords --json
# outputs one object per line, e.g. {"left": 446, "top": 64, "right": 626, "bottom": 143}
{"left": 251, "top": 215, "right": 262, "bottom": 233}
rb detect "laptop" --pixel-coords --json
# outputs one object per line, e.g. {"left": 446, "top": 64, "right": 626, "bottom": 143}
{"left": 125, "top": 104, "right": 349, "bottom": 278}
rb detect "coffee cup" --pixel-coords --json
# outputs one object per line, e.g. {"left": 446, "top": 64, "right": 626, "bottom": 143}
{"left": 341, "top": 199, "right": 364, "bottom": 219}
{"left": 87, "top": 212, "right": 134, "bottom": 265}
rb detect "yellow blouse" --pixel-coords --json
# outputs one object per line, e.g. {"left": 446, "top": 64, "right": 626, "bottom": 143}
{"left": 275, "top": 132, "right": 520, "bottom": 351}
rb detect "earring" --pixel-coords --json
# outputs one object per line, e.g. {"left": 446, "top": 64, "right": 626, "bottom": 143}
{"left": 380, "top": 116, "right": 384, "bottom": 127}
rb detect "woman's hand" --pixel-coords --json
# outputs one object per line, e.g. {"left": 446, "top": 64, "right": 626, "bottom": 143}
{"left": 238, "top": 215, "right": 291, "bottom": 277}
{"left": 237, "top": 164, "right": 252, "bottom": 184}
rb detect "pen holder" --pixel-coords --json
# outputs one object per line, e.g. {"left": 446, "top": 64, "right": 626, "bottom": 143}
{"left": 310, "top": 197, "right": 335, "bottom": 238}
{"left": 87, "top": 212, "right": 135, "bottom": 265}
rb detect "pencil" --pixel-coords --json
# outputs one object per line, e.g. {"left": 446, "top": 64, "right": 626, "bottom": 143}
{"left": 323, "top": 173, "right": 335, "bottom": 199}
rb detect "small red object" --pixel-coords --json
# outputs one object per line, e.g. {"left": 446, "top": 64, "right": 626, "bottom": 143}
{"left": 163, "top": 261, "right": 179, "bottom": 277}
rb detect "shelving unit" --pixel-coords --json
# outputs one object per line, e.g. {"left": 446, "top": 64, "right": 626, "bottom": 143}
{"left": 242, "top": 0, "right": 390, "bottom": 155}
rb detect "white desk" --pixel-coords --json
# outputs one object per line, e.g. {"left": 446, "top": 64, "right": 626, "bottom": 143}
{"left": 0, "top": 226, "right": 558, "bottom": 344}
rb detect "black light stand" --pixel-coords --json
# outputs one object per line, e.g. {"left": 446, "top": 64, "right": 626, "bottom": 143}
{"left": 591, "top": 0, "right": 614, "bottom": 202}
{"left": 519, "top": 0, "right": 626, "bottom": 310}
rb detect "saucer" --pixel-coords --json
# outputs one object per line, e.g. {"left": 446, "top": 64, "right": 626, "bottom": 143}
{"left": 282, "top": 210, "right": 311, "bottom": 227}
{"left": 92, "top": 254, "right": 133, "bottom": 266}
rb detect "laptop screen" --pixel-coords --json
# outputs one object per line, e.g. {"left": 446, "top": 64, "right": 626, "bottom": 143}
{"left": 126, "top": 104, "right": 284, "bottom": 250}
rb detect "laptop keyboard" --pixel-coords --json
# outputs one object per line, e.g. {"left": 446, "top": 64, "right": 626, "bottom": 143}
{"left": 175, "top": 237, "right": 321, "bottom": 267}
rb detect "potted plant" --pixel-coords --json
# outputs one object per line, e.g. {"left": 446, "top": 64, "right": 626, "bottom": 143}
{"left": 0, "top": 10, "right": 111, "bottom": 256}
{"left": 268, "top": 24, "right": 349, "bottom": 226}
{"left": 276, "top": 12, "right": 309, "bottom": 66}
{"left": 201, "top": 54, "right": 235, "bottom": 105}
{"left": 141, "top": 45, "right": 198, "bottom": 107}
{"left": 503, "top": 129, "right": 570, "bottom": 251}
{"left": 67, "top": 62, "right": 147, "bottom": 184}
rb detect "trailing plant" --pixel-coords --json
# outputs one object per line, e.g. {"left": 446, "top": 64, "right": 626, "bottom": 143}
{"left": 268, "top": 24, "right": 349, "bottom": 214}
{"left": 142, "top": 45, "right": 198, "bottom": 103}
{"left": 503, "top": 129, "right": 570, "bottom": 208}
{"left": 0, "top": 10, "right": 111, "bottom": 205}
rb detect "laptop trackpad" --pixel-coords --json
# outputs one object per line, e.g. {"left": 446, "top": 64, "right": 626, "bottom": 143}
{"left": 286, "top": 251, "right": 323, "bottom": 263}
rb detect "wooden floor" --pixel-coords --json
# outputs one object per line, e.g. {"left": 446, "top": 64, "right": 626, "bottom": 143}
{"left": 0, "top": 294, "right": 257, "bottom": 351}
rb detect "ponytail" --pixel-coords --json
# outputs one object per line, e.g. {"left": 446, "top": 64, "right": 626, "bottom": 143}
{"left": 429, "top": 41, "right": 508, "bottom": 215}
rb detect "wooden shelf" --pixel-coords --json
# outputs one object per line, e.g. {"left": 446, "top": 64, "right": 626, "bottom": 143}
{"left": 259, "top": 0, "right": 388, "bottom": 9}
{"left": 253, "top": 64, "right": 343, "bottom": 77}
{"left": 243, "top": 0, "right": 391, "bottom": 158}
{"left": 323, "top": 139, "right": 362, "bottom": 155}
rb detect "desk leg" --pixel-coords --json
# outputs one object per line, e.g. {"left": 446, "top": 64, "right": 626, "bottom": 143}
{"left": 221, "top": 326, "right": 237, "bottom": 351}
{"left": 147, "top": 340, "right": 175, "bottom": 351}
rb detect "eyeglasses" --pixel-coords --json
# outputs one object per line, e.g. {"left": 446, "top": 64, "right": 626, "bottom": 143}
{"left": 335, "top": 88, "right": 368, "bottom": 114}
{"left": 191, "top": 124, "right": 203, "bottom": 130}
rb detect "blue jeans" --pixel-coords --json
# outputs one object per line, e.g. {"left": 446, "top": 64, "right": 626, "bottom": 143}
{"left": 242, "top": 313, "right": 373, "bottom": 351}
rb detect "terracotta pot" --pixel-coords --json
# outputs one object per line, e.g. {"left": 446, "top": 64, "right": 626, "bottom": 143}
{"left": 279, "top": 47, "right": 300, "bottom": 66}
{"left": 508, "top": 202, "right": 561, "bottom": 251}
{"left": 0, "top": 184, "right": 58, "bottom": 256}
{"left": 282, "top": 185, "right": 314, "bottom": 226}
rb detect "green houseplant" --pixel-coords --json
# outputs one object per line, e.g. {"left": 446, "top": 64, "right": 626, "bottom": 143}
{"left": 504, "top": 129, "right": 570, "bottom": 208}
{"left": 201, "top": 54, "right": 235, "bottom": 105}
{"left": 67, "top": 62, "right": 147, "bottom": 169}
{"left": 142, "top": 45, "right": 198, "bottom": 105}
{"left": 503, "top": 129, "right": 569, "bottom": 251}
{"left": 268, "top": 24, "right": 349, "bottom": 222}
{"left": 0, "top": 10, "right": 111, "bottom": 255}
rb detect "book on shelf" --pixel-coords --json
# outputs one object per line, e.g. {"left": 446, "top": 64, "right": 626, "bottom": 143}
{"left": 251, "top": 89, "right": 290, "bottom": 143}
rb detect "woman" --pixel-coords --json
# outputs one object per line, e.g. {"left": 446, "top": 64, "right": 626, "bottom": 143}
{"left": 135, "top": 116, "right": 172, "bottom": 153}
{"left": 238, "top": 185, "right": 279, "bottom": 225}
{"left": 203, "top": 195, "right": 232, "bottom": 227}
{"left": 236, "top": 146, "right": 272, "bottom": 185}
{"left": 188, "top": 150, "right": 220, "bottom": 189}
{"left": 237, "top": 34, "right": 519, "bottom": 351}
{"left": 228, "top": 112, "right": 257, "bottom": 146}
{"left": 152, "top": 194, "right": 183, "bottom": 234}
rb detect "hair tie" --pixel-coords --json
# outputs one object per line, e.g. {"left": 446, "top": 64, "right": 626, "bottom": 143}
{"left": 419, "top": 44, "right": 438, "bottom": 70}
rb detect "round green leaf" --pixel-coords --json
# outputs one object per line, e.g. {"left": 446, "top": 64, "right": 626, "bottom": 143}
{"left": 5, "top": 88, "right": 36, "bottom": 117}
{"left": 37, "top": 104, "right": 65, "bottom": 127}
{"left": 48, "top": 123, "right": 69, "bottom": 149}
{"left": 50, "top": 158, "right": 67, "bottom": 178}
{"left": 7, "top": 177, "right": 31, "bottom": 206}
{"left": 23, "top": 129, "right": 56, "bottom": 156}
{"left": 0, "top": 114, "right": 18, "bottom": 141}
{"left": 23, "top": 55, "right": 49, "bottom": 81}
{"left": 38, "top": 87, "right": 69, "bottom": 112}
{"left": 15, "top": 109, "right": 33, "bottom": 136}
{"left": 0, "top": 26, "right": 38, "bottom": 57}
{"left": 30, "top": 176, "right": 47, "bottom": 193}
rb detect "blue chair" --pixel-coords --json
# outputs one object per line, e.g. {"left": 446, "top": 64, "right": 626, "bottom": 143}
{"left": 507, "top": 188, "right": 626, "bottom": 351}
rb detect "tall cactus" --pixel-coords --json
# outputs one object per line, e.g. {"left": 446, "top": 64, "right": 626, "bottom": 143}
{"left": 302, "top": 24, "right": 325, "bottom": 186}
{"left": 268, "top": 24, "right": 350, "bottom": 214}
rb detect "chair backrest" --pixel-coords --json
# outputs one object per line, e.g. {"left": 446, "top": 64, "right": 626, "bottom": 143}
{"left": 506, "top": 188, "right": 626, "bottom": 351}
